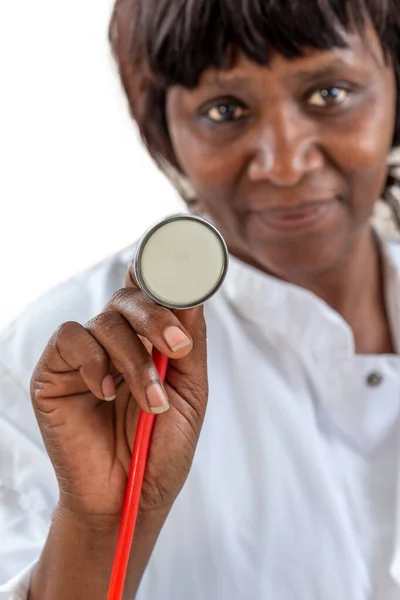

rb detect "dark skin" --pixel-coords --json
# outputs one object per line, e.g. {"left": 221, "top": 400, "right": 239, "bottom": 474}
{"left": 167, "top": 26, "right": 397, "bottom": 354}
{"left": 29, "top": 24, "right": 396, "bottom": 600}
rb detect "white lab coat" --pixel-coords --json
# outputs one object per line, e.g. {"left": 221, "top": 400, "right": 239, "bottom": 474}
{"left": 2, "top": 240, "right": 400, "bottom": 599}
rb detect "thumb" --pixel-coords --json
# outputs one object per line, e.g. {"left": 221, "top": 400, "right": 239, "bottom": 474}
{"left": 127, "top": 257, "right": 207, "bottom": 377}
{"left": 164, "top": 304, "right": 208, "bottom": 423}
{"left": 170, "top": 305, "right": 207, "bottom": 377}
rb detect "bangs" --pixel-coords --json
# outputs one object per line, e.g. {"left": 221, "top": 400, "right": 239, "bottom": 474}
{"left": 136, "top": 0, "right": 389, "bottom": 88}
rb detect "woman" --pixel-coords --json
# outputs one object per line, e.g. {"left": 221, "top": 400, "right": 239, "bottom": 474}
{"left": 1, "top": 0, "right": 400, "bottom": 598}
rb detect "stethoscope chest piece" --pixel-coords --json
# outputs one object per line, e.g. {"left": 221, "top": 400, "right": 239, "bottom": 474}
{"left": 134, "top": 214, "right": 229, "bottom": 309}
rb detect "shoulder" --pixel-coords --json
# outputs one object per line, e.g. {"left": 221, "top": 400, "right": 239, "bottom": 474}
{"left": 0, "top": 245, "right": 134, "bottom": 394}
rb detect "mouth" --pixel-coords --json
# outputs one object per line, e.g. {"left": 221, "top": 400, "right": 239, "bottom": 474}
{"left": 253, "top": 199, "right": 337, "bottom": 233}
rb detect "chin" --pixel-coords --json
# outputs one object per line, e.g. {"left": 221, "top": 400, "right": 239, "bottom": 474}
{"left": 249, "top": 234, "right": 355, "bottom": 281}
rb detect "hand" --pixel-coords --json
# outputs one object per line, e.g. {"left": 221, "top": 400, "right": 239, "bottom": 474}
{"left": 30, "top": 261, "right": 208, "bottom": 526}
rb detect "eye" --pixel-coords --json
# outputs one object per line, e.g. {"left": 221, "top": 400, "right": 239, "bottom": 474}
{"left": 204, "top": 101, "right": 249, "bottom": 123}
{"left": 308, "top": 86, "right": 350, "bottom": 108}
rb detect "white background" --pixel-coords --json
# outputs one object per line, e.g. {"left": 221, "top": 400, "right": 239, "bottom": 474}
{"left": 0, "top": 0, "right": 182, "bottom": 331}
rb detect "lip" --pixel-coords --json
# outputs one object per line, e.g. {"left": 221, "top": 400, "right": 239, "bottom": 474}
{"left": 254, "top": 200, "right": 336, "bottom": 232}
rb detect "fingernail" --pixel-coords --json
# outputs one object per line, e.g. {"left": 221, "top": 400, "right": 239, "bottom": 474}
{"left": 146, "top": 382, "right": 170, "bottom": 414}
{"left": 102, "top": 374, "right": 116, "bottom": 402}
{"left": 163, "top": 326, "right": 191, "bottom": 353}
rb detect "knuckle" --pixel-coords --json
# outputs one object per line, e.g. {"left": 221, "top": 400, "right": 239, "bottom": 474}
{"left": 42, "top": 321, "right": 85, "bottom": 368}
{"left": 54, "top": 321, "right": 82, "bottom": 343}
{"left": 140, "top": 304, "right": 173, "bottom": 330}
{"left": 109, "top": 288, "right": 175, "bottom": 333}
{"left": 108, "top": 288, "right": 150, "bottom": 322}
{"left": 110, "top": 287, "right": 131, "bottom": 306}
{"left": 87, "top": 310, "right": 122, "bottom": 332}
{"left": 126, "top": 353, "right": 154, "bottom": 381}
{"left": 83, "top": 347, "right": 108, "bottom": 367}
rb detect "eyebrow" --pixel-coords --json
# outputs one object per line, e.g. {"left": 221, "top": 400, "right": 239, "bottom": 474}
{"left": 286, "top": 57, "right": 373, "bottom": 84}
{"left": 200, "top": 56, "right": 374, "bottom": 91}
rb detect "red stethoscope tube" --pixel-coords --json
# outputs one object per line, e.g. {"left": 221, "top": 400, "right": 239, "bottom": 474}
{"left": 107, "top": 348, "right": 169, "bottom": 600}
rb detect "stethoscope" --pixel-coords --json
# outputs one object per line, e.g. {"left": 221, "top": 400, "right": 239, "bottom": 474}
{"left": 107, "top": 214, "right": 229, "bottom": 600}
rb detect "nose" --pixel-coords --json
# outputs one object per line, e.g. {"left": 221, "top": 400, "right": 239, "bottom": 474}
{"left": 247, "top": 109, "right": 324, "bottom": 187}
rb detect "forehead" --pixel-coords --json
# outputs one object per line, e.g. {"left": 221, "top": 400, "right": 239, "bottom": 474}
{"left": 198, "top": 24, "right": 385, "bottom": 88}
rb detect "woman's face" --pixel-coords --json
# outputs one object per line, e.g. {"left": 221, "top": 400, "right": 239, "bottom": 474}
{"left": 166, "top": 26, "right": 397, "bottom": 280}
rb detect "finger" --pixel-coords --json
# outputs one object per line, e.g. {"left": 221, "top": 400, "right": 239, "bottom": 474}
{"left": 105, "top": 288, "right": 194, "bottom": 359}
{"left": 125, "top": 259, "right": 139, "bottom": 289}
{"left": 170, "top": 305, "right": 207, "bottom": 375}
{"left": 126, "top": 260, "right": 192, "bottom": 356}
{"left": 165, "top": 305, "right": 208, "bottom": 419}
{"left": 86, "top": 311, "right": 170, "bottom": 414}
{"left": 31, "top": 321, "right": 116, "bottom": 403}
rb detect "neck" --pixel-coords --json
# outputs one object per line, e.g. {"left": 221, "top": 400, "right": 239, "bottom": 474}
{"left": 289, "top": 227, "right": 393, "bottom": 354}
{"left": 295, "top": 228, "right": 379, "bottom": 321}
{"left": 237, "top": 226, "right": 393, "bottom": 354}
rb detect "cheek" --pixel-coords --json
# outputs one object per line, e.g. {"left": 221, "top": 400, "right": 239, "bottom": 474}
{"left": 336, "top": 139, "right": 390, "bottom": 219}
{"left": 330, "top": 85, "right": 395, "bottom": 209}
{"left": 169, "top": 126, "right": 247, "bottom": 194}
